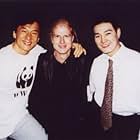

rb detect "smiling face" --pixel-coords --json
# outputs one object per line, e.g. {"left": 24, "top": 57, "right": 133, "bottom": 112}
{"left": 51, "top": 22, "right": 74, "bottom": 55}
{"left": 93, "top": 22, "right": 121, "bottom": 57}
{"left": 12, "top": 21, "right": 40, "bottom": 55}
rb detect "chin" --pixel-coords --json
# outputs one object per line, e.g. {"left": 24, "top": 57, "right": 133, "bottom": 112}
{"left": 59, "top": 49, "right": 69, "bottom": 53}
{"left": 60, "top": 51, "right": 68, "bottom": 54}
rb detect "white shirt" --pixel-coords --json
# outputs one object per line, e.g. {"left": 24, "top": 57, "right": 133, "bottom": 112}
{"left": 0, "top": 44, "right": 46, "bottom": 138}
{"left": 88, "top": 42, "right": 140, "bottom": 116}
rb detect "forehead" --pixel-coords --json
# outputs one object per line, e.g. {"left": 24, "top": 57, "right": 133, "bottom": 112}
{"left": 94, "top": 22, "right": 115, "bottom": 33}
{"left": 53, "top": 24, "right": 71, "bottom": 32}
{"left": 17, "top": 22, "right": 40, "bottom": 31}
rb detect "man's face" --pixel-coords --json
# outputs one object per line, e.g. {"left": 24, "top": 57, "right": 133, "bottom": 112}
{"left": 51, "top": 24, "right": 74, "bottom": 55}
{"left": 93, "top": 22, "right": 121, "bottom": 57}
{"left": 13, "top": 21, "right": 40, "bottom": 55}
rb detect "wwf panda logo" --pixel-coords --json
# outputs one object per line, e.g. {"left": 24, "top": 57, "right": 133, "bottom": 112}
{"left": 16, "top": 66, "right": 34, "bottom": 88}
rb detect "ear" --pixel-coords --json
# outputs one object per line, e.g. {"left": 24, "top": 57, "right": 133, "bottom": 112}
{"left": 13, "top": 31, "right": 16, "bottom": 39}
{"left": 37, "top": 37, "right": 40, "bottom": 43}
{"left": 117, "top": 28, "right": 121, "bottom": 39}
{"left": 72, "top": 35, "right": 74, "bottom": 42}
{"left": 50, "top": 35, "right": 54, "bottom": 44}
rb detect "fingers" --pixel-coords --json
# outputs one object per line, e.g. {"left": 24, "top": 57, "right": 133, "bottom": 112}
{"left": 72, "top": 43, "right": 87, "bottom": 58}
{"left": 73, "top": 43, "right": 81, "bottom": 58}
{"left": 83, "top": 48, "right": 87, "bottom": 55}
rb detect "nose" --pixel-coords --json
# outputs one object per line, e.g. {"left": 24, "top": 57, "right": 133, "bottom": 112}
{"left": 25, "top": 32, "right": 32, "bottom": 40}
{"left": 60, "top": 37, "right": 65, "bottom": 44}
{"left": 101, "top": 36, "right": 106, "bottom": 43}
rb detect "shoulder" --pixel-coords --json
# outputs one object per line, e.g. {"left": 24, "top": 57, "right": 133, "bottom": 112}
{"left": 77, "top": 54, "right": 86, "bottom": 63}
{"left": 0, "top": 44, "right": 13, "bottom": 59}
{"left": 73, "top": 53, "right": 86, "bottom": 62}
{"left": 37, "top": 52, "right": 54, "bottom": 69}
{"left": 120, "top": 43, "right": 140, "bottom": 58}
{"left": 38, "top": 52, "right": 49, "bottom": 63}
{"left": 0, "top": 44, "right": 12, "bottom": 53}
{"left": 31, "top": 44, "right": 47, "bottom": 56}
{"left": 124, "top": 47, "right": 140, "bottom": 61}
{"left": 92, "top": 54, "right": 105, "bottom": 64}
{"left": 89, "top": 54, "right": 105, "bottom": 74}
{"left": 128, "top": 48, "right": 140, "bottom": 56}
{"left": 38, "top": 51, "right": 52, "bottom": 60}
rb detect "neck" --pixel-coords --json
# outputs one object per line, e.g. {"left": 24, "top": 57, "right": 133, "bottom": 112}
{"left": 53, "top": 50, "right": 71, "bottom": 64}
{"left": 12, "top": 42, "right": 28, "bottom": 55}
{"left": 108, "top": 43, "right": 121, "bottom": 57}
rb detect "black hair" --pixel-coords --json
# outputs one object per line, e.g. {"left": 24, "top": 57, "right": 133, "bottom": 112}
{"left": 12, "top": 15, "right": 41, "bottom": 32}
{"left": 92, "top": 15, "right": 121, "bottom": 32}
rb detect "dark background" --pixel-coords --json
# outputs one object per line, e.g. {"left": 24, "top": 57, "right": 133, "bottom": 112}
{"left": 0, "top": 1, "right": 139, "bottom": 139}
{"left": 0, "top": 0, "right": 140, "bottom": 58}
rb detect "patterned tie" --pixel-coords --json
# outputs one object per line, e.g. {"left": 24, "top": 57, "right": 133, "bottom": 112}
{"left": 101, "top": 59, "right": 113, "bottom": 130}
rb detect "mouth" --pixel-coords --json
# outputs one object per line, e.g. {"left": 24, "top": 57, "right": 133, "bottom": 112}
{"left": 58, "top": 45, "right": 67, "bottom": 49}
{"left": 101, "top": 44, "right": 110, "bottom": 48}
{"left": 23, "top": 41, "right": 32, "bottom": 46}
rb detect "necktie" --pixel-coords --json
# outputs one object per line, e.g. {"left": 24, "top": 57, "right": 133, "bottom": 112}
{"left": 101, "top": 59, "right": 113, "bottom": 130}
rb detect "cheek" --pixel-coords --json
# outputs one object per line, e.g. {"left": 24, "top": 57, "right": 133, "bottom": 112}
{"left": 32, "top": 37, "right": 39, "bottom": 42}
{"left": 65, "top": 38, "right": 73, "bottom": 44}
{"left": 51, "top": 39, "right": 59, "bottom": 45}
{"left": 16, "top": 34, "right": 24, "bottom": 40}
{"left": 95, "top": 39, "right": 100, "bottom": 46}
{"left": 52, "top": 44, "right": 59, "bottom": 50}
{"left": 67, "top": 44, "right": 72, "bottom": 49}
{"left": 65, "top": 40, "right": 72, "bottom": 47}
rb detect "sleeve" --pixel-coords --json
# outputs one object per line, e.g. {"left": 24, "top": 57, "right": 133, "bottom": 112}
{"left": 87, "top": 60, "right": 96, "bottom": 102}
{"left": 28, "top": 53, "right": 48, "bottom": 128}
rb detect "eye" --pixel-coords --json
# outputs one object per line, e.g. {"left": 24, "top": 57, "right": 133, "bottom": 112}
{"left": 21, "top": 29, "right": 27, "bottom": 33}
{"left": 105, "top": 32, "right": 111, "bottom": 36}
{"left": 31, "top": 31, "right": 38, "bottom": 36}
{"left": 64, "top": 34, "right": 71, "bottom": 38}
{"left": 94, "top": 34, "right": 100, "bottom": 38}
{"left": 53, "top": 34, "right": 60, "bottom": 38}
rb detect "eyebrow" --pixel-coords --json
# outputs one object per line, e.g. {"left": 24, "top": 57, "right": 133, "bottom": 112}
{"left": 104, "top": 29, "right": 113, "bottom": 33}
{"left": 20, "top": 26, "right": 39, "bottom": 32}
{"left": 53, "top": 33, "right": 72, "bottom": 36}
{"left": 94, "top": 29, "right": 113, "bottom": 35}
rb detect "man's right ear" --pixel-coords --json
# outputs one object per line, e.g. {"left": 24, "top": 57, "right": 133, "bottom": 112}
{"left": 13, "top": 31, "right": 16, "bottom": 39}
